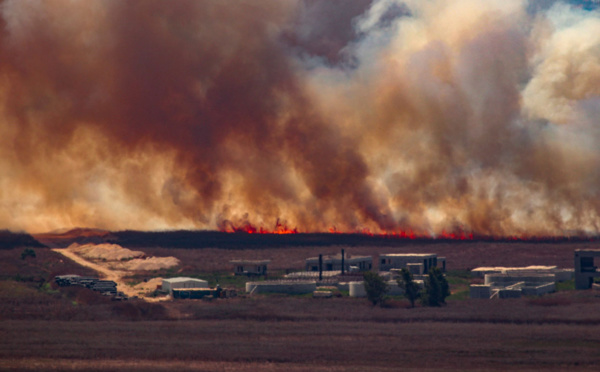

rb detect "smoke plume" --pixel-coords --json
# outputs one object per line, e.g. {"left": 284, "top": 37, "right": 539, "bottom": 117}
{"left": 1, "top": 0, "right": 599, "bottom": 236}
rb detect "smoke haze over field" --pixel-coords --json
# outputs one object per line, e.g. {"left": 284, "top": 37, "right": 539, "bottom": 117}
{"left": 1, "top": 0, "right": 600, "bottom": 236}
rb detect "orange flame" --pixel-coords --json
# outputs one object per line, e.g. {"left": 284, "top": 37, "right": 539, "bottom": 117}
{"left": 219, "top": 219, "right": 298, "bottom": 234}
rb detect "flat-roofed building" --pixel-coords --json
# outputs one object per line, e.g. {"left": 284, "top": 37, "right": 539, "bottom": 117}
{"left": 231, "top": 260, "right": 270, "bottom": 276}
{"left": 379, "top": 253, "right": 445, "bottom": 273}
{"left": 575, "top": 249, "right": 600, "bottom": 289}
{"left": 305, "top": 253, "right": 372, "bottom": 272}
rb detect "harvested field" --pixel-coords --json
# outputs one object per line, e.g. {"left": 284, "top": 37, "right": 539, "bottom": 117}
{"left": 1, "top": 318, "right": 600, "bottom": 371}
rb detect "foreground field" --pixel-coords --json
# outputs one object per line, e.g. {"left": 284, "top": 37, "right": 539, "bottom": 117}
{"left": 3, "top": 290, "right": 600, "bottom": 371}
{"left": 2, "top": 308, "right": 600, "bottom": 371}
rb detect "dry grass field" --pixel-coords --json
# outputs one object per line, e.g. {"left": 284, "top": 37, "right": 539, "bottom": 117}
{"left": 3, "top": 235, "right": 600, "bottom": 371}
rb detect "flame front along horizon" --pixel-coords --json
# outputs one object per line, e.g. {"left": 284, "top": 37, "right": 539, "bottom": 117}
{"left": 2, "top": 1, "right": 600, "bottom": 238}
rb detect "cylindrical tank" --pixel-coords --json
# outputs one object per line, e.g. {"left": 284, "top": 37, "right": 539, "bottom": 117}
{"left": 349, "top": 281, "right": 366, "bottom": 297}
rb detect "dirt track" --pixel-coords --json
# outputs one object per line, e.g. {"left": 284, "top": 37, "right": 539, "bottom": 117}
{"left": 52, "top": 248, "right": 166, "bottom": 301}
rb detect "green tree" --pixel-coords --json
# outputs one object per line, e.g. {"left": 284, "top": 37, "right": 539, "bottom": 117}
{"left": 422, "top": 267, "right": 449, "bottom": 307}
{"left": 397, "top": 268, "right": 420, "bottom": 308}
{"left": 363, "top": 271, "right": 389, "bottom": 307}
{"left": 21, "top": 248, "right": 36, "bottom": 260}
{"left": 435, "top": 267, "right": 450, "bottom": 304}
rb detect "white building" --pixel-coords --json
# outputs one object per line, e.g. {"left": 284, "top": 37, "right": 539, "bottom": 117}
{"left": 305, "top": 253, "right": 372, "bottom": 272}
{"left": 470, "top": 272, "right": 557, "bottom": 299}
{"left": 379, "top": 253, "right": 445, "bottom": 273}
{"left": 231, "top": 260, "right": 270, "bottom": 276}
{"left": 162, "top": 277, "right": 209, "bottom": 295}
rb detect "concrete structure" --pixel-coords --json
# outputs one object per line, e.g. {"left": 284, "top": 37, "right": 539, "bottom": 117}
{"left": 231, "top": 260, "right": 270, "bottom": 276}
{"left": 162, "top": 277, "right": 208, "bottom": 295}
{"left": 379, "top": 253, "right": 445, "bottom": 273}
{"left": 575, "top": 250, "right": 600, "bottom": 289}
{"left": 470, "top": 284, "right": 492, "bottom": 299}
{"left": 313, "top": 290, "right": 333, "bottom": 298}
{"left": 348, "top": 280, "right": 413, "bottom": 298}
{"left": 470, "top": 272, "right": 556, "bottom": 299}
{"left": 521, "top": 282, "right": 556, "bottom": 296}
{"left": 246, "top": 281, "right": 316, "bottom": 295}
{"left": 496, "top": 288, "right": 522, "bottom": 299}
{"left": 484, "top": 273, "right": 556, "bottom": 286}
{"left": 471, "top": 266, "right": 573, "bottom": 282}
{"left": 305, "top": 253, "right": 372, "bottom": 272}
{"left": 285, "top": 271, "right": 342, "bottom": 280}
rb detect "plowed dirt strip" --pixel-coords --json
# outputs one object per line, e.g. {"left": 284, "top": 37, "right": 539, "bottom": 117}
{"left": 1, "top": 359, "right": 369, "bottom": 372}
{"left": 0, "top": 358, "right": 594, "bottom": 372}
{"left": 51, "top": 248, "right": 165, "bottom": 302}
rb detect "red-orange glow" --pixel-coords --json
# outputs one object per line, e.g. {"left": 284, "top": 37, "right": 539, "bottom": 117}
{"left": 439, "top": 230, "right": 474, "bottom": 240}
{"left": 219, "top": 220, "right": 298, "bottom": 234}
{"left": 220, "top": 221, "right": 477, "bottom": 240}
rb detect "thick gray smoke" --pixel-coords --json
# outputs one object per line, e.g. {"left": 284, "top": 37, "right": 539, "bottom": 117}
{"left": 0, "top": 0, "right": 599, "bottom": 236}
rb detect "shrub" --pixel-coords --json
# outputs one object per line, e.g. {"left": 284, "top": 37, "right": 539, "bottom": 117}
{"left": 363, "top": 271, "right": 389, "bottom": 307}
{"left": 422, "top": 267, "right": 449, "bottom": 307}
{"left": 21, "top": 248, "right": 36, "bottom": 260}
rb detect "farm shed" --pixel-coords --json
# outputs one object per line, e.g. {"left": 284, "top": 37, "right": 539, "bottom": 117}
{"left": 246, "top": 281, "right": 316, "bottom": 295}
{"left": 162, "top": 277, "right": 208, "bottom": 295}
{"left": 575, "top": 249, "right": 600, "bottom": 289}
{"left": 231, "top": 260, "right": 270, "bottom": 276}
{"left": 305, "top": 253, "right": 372, "bottom": 272}
{"left": 172, "top": 287, "right": 221, "bottom": 299}
{"left": 379, "top": 253, "right": 445, "bottom": 273}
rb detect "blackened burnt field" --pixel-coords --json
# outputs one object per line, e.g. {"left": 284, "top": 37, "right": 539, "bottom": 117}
{"left": 41, "top": 229, "right": 598, "bottom": 270}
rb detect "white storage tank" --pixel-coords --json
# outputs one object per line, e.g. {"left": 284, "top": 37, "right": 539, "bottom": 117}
{"left": 349, "top": 281, "right": 367, "bottom": 297}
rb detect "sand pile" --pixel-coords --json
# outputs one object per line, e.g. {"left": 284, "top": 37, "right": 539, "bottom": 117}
{"left": 133, "top": 277, "right": 163, "bottom": 292}
{"left": 68, "top": 242, "right": 144, "bottom": 260}
{"left": 122, "top": 257, "right": 180, "bottom": 271}
{"left": 68, "top": 242, "right": 179, "bottom": 271}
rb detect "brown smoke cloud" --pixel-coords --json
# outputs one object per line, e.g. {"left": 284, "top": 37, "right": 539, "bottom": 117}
{"left": 1, "top": 0, "right": 599, "bottom": 236}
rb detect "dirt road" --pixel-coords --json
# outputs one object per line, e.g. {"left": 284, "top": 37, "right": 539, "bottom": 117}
{"left": 52, "top": 248, "right": 166, "bottom": 301}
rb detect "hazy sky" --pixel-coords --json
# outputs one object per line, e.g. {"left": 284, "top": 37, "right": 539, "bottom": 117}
{"left": 1, "top": 0, "right": 599, "bottom": 236}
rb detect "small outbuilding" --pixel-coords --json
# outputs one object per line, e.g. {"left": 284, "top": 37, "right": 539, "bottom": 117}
{"left": 162, "top": 277, "right": 209, "bottom": 295}
{"left": 305, "top": 253, "right": 372, "bottom": 272}
{"left": 575, "top": 249, "right": 600, "bottom": 289}
{"left": 231, "top": 260, "right": 270, "bottom": 276}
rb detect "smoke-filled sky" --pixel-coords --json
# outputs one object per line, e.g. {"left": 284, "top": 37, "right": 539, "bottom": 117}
{"left": 1, "top": 0, "right": 600, "bottom": 236}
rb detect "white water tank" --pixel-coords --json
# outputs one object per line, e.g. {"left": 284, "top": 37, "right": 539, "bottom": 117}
{"left": 349, "top": 281, "right": 367, "bottom": 297}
